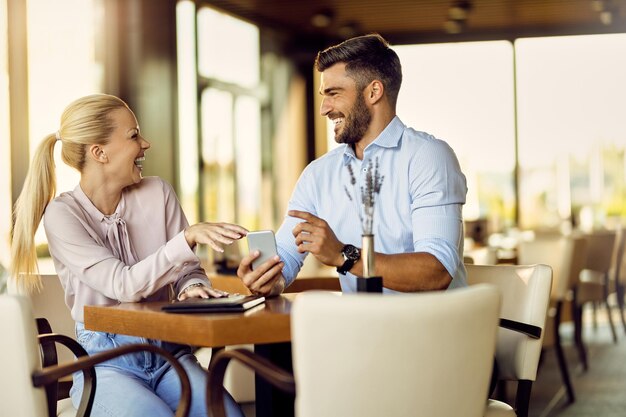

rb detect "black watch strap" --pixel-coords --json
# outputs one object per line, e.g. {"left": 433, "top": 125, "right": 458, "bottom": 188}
{"left": 337, "top": 244, "right": 360, "bottom": 275}
{"left": 337, "top": 258, "right": 356, "bottom": 275}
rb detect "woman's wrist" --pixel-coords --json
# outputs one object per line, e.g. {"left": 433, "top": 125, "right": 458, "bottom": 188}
{"left": 182, "top": 282, "right": 206, "bottom": 294}
{"left": 183, "top": 226, "right": 194, "bottom": 247}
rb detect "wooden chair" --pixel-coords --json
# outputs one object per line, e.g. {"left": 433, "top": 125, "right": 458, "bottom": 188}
{"left": 207, "top": 285, "right": 501, "bottom": 417}
{"left": 466, "top": 263, "right": 553, "bottom": 417}
{"left": 0, "top": 294, "right": 191, "bottom": 417}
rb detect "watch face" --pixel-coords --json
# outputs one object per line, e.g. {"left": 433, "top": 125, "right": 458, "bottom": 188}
{"left": 342, "top": 244, "right": 361, "bottom": 261}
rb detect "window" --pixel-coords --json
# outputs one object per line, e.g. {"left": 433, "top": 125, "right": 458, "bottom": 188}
{"left": 177, "top": 2, "right": 263, "bottom": 266}
{"left": 516, "top": 34, "right": 626, "bottom": 230}
{"left": 395, "top": 41, "right": 516, "bottom": 232}
{"left": 27, "top": 0, "right": 102, "bottom": 249}
{"left": 1, "top": 0, "right": 102, "bottom": 272}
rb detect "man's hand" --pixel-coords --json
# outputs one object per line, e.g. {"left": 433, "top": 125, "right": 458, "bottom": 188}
{"left": 289, "top": 210, "right": 344, "bottom": 267}
{"left": 238, "top": 250, "right": 285, "bottom": 296}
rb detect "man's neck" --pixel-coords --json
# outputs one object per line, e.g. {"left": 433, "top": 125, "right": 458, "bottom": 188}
{"left": 353, "top": 111, "right": 396, "bottom": 160}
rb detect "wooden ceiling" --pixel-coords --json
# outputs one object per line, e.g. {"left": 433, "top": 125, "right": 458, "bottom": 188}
{"left": 200, "top": 0, "right": 626, "bottom": 45}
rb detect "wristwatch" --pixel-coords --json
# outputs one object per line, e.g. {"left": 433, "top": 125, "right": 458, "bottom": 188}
{"left": 337, "top": 244, "right": 361, "bottom": 274}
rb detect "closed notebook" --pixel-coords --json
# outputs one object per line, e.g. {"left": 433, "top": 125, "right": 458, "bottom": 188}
{"left": 162, "top": 294, "right": 265, "bottom": 313}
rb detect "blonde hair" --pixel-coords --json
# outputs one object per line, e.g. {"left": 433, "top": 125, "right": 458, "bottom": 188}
{"left": 10, "top": 94, "right": 129, "bottom": 292}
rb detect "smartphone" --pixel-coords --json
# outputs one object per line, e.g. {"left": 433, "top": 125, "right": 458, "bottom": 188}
{"left": 247, "top": 230, "right": 278, "bottom": 270}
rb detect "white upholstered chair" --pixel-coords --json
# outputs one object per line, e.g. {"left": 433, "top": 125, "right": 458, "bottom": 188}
{"left": 466, "top": 263, "right": 553, "bottom": 417}
{"left": 208, "top": 285, "right": 501, "bottom": 417}
{"left": 197, "top": 275, "right": 343, "bottom": 407}
{"left": 517, "top": 235, "right": 587, "bottom": 404}
{"left": 0, "top": 294, "right": 191, "bottom": 417}
{"left": 29, "top": 275, "right": 76, "bottom": 361}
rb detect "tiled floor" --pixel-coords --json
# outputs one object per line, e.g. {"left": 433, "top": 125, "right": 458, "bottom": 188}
{"left": 528, "top": 308, "right": 626, "bottom": 417}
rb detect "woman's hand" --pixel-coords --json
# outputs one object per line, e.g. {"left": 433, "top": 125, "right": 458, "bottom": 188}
{"left": 177, "top": 284, "right": 230, "bottom": 301}
{"left": 184, "top": 222, "right": 248, "bottom": 252}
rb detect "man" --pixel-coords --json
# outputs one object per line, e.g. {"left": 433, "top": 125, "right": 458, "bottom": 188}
{"left": 238, "top": 33, "right": 467, "bottom": 296}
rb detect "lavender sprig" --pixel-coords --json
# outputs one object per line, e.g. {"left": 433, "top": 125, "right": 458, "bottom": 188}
{"left": 346, "top": 162, "right": 364, "bottom": 230}
{"left": 345, "top": 157, "right": 384, "bottom": 234}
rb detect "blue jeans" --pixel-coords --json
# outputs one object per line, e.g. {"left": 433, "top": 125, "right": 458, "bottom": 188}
{"left": 70, "top": 323, "right": 244, "bottom": 417}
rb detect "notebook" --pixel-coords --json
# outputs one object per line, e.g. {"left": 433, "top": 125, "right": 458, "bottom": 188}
{"left": 161, "top": 294, "right": 265, "bottom": 313}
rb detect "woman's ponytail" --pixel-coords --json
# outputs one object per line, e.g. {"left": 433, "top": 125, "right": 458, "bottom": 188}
{"left": 10, "top": 133, "right": 58, "bottom": 293}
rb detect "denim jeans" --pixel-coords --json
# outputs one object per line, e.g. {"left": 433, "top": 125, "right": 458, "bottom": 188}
{"left": 70, "top": 322, "right": 244, "bottom": 417}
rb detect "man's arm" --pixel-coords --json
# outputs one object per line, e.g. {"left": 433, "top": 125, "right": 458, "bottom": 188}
{"left": 289, "top": 210, "right": 453, "bottom": 291}
{"left": 345, "top": 252, "right": 451, "bottom": 291}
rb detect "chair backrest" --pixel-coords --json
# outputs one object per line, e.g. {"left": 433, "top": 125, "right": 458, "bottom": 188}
{"left": 518, "top": 237, "right": 563, "bottom": 300}
{"left": 466, "top": 246, "right": 498, "bottom": 265}
{"left": 28, "top": 275, "right": 76, "bottom": 364}
{"left": 291, "top": 285, "right": 501, "bottom": 417}
{"left": 561, "top": 235, "right": 588, "bottom": 292}
{"left": 584, "top": 230, "right": 617, "bottom": 274}
{"left": 466, "top": 264, "right": 552, "bottom": 381}
{"left": 518, "top": 235, "right": 587, "bottom": 300}
{"left": 0, "top": 295, "right": 49, "bottom": 417}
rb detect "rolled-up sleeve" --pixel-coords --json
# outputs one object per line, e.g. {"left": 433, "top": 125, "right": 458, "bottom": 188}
{"left": 410, "top": 139, "right": 467, "bottom": 278}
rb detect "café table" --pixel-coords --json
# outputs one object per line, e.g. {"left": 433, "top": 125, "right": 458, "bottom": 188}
{"left": 84, "top": 293, "right": 299, "bottom": 417}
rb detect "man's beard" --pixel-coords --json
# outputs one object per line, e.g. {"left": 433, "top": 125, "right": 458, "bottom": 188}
{"left": 335, "top": 92, "right": 371, "bottom": 144}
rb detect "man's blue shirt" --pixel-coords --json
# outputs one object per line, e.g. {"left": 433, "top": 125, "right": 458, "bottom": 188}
{"left": 276, "top": 116, "right": 468, "bottom": 292}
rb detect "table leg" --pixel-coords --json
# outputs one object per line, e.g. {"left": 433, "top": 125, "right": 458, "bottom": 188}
{"left": 254, "top": 342, "right": 295, "bottom": 417}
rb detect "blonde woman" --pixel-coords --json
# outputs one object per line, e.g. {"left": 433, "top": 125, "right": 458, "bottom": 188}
{"left": 10, "top": 94, "right": 246, "bottom": 417}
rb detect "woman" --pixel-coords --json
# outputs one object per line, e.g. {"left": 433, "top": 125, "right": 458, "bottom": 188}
{"left": 10, "top": 94, "right": 246, "bottom": 417}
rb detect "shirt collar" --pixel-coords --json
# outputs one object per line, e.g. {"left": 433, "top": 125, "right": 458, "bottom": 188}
{"left": 342, "top": 116, "right": 405, "bottom": 164}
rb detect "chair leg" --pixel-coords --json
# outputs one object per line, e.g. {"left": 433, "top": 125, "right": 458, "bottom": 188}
{"left": 514, "top": 380, "right": 533, "bottom": 417}
{"left": 572, "top": 299, "right": 588, "bottom": 371}
{"left": 495, "top": 380, "right": 507, "bottom": 403}
{"left": 591, "top": 302, "right": 598, "bottom": 330}
{"left": 553, "top": 302, "right": 575, "bottom": 403}
{"left": 617, "top": 283, "right": 626, "bottom": 333}
{"left": 604, "top": 300, "right": 618, "bottom": 343}
{"left": 208, "top": 346, "right": 226, "bottom": 370}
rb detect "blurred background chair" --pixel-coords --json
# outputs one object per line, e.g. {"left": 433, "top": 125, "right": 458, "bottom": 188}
{"left": 573, "top": 230, "right": 618, "bottom": 371}
{"left": 517, "top": 235, "right": 587, "bottom": 404}
{"left": 208, "top": 285, "right": 501, "bottom": 417}
{"left": 466, "top": 263, "right": 553, "bottom": 417}
{"left": 0, "top": 294, "right": 191, "bottom": 417}
{"left": 464, "top": 246, "right": 498, "bottom": 265}
{"left": 607, "top": 226, "right": 626, "bottom": 333}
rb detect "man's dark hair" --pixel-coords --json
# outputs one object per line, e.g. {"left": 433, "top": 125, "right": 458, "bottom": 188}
{"left": 315, "top": 33, "right": 402, "bottom": 107}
